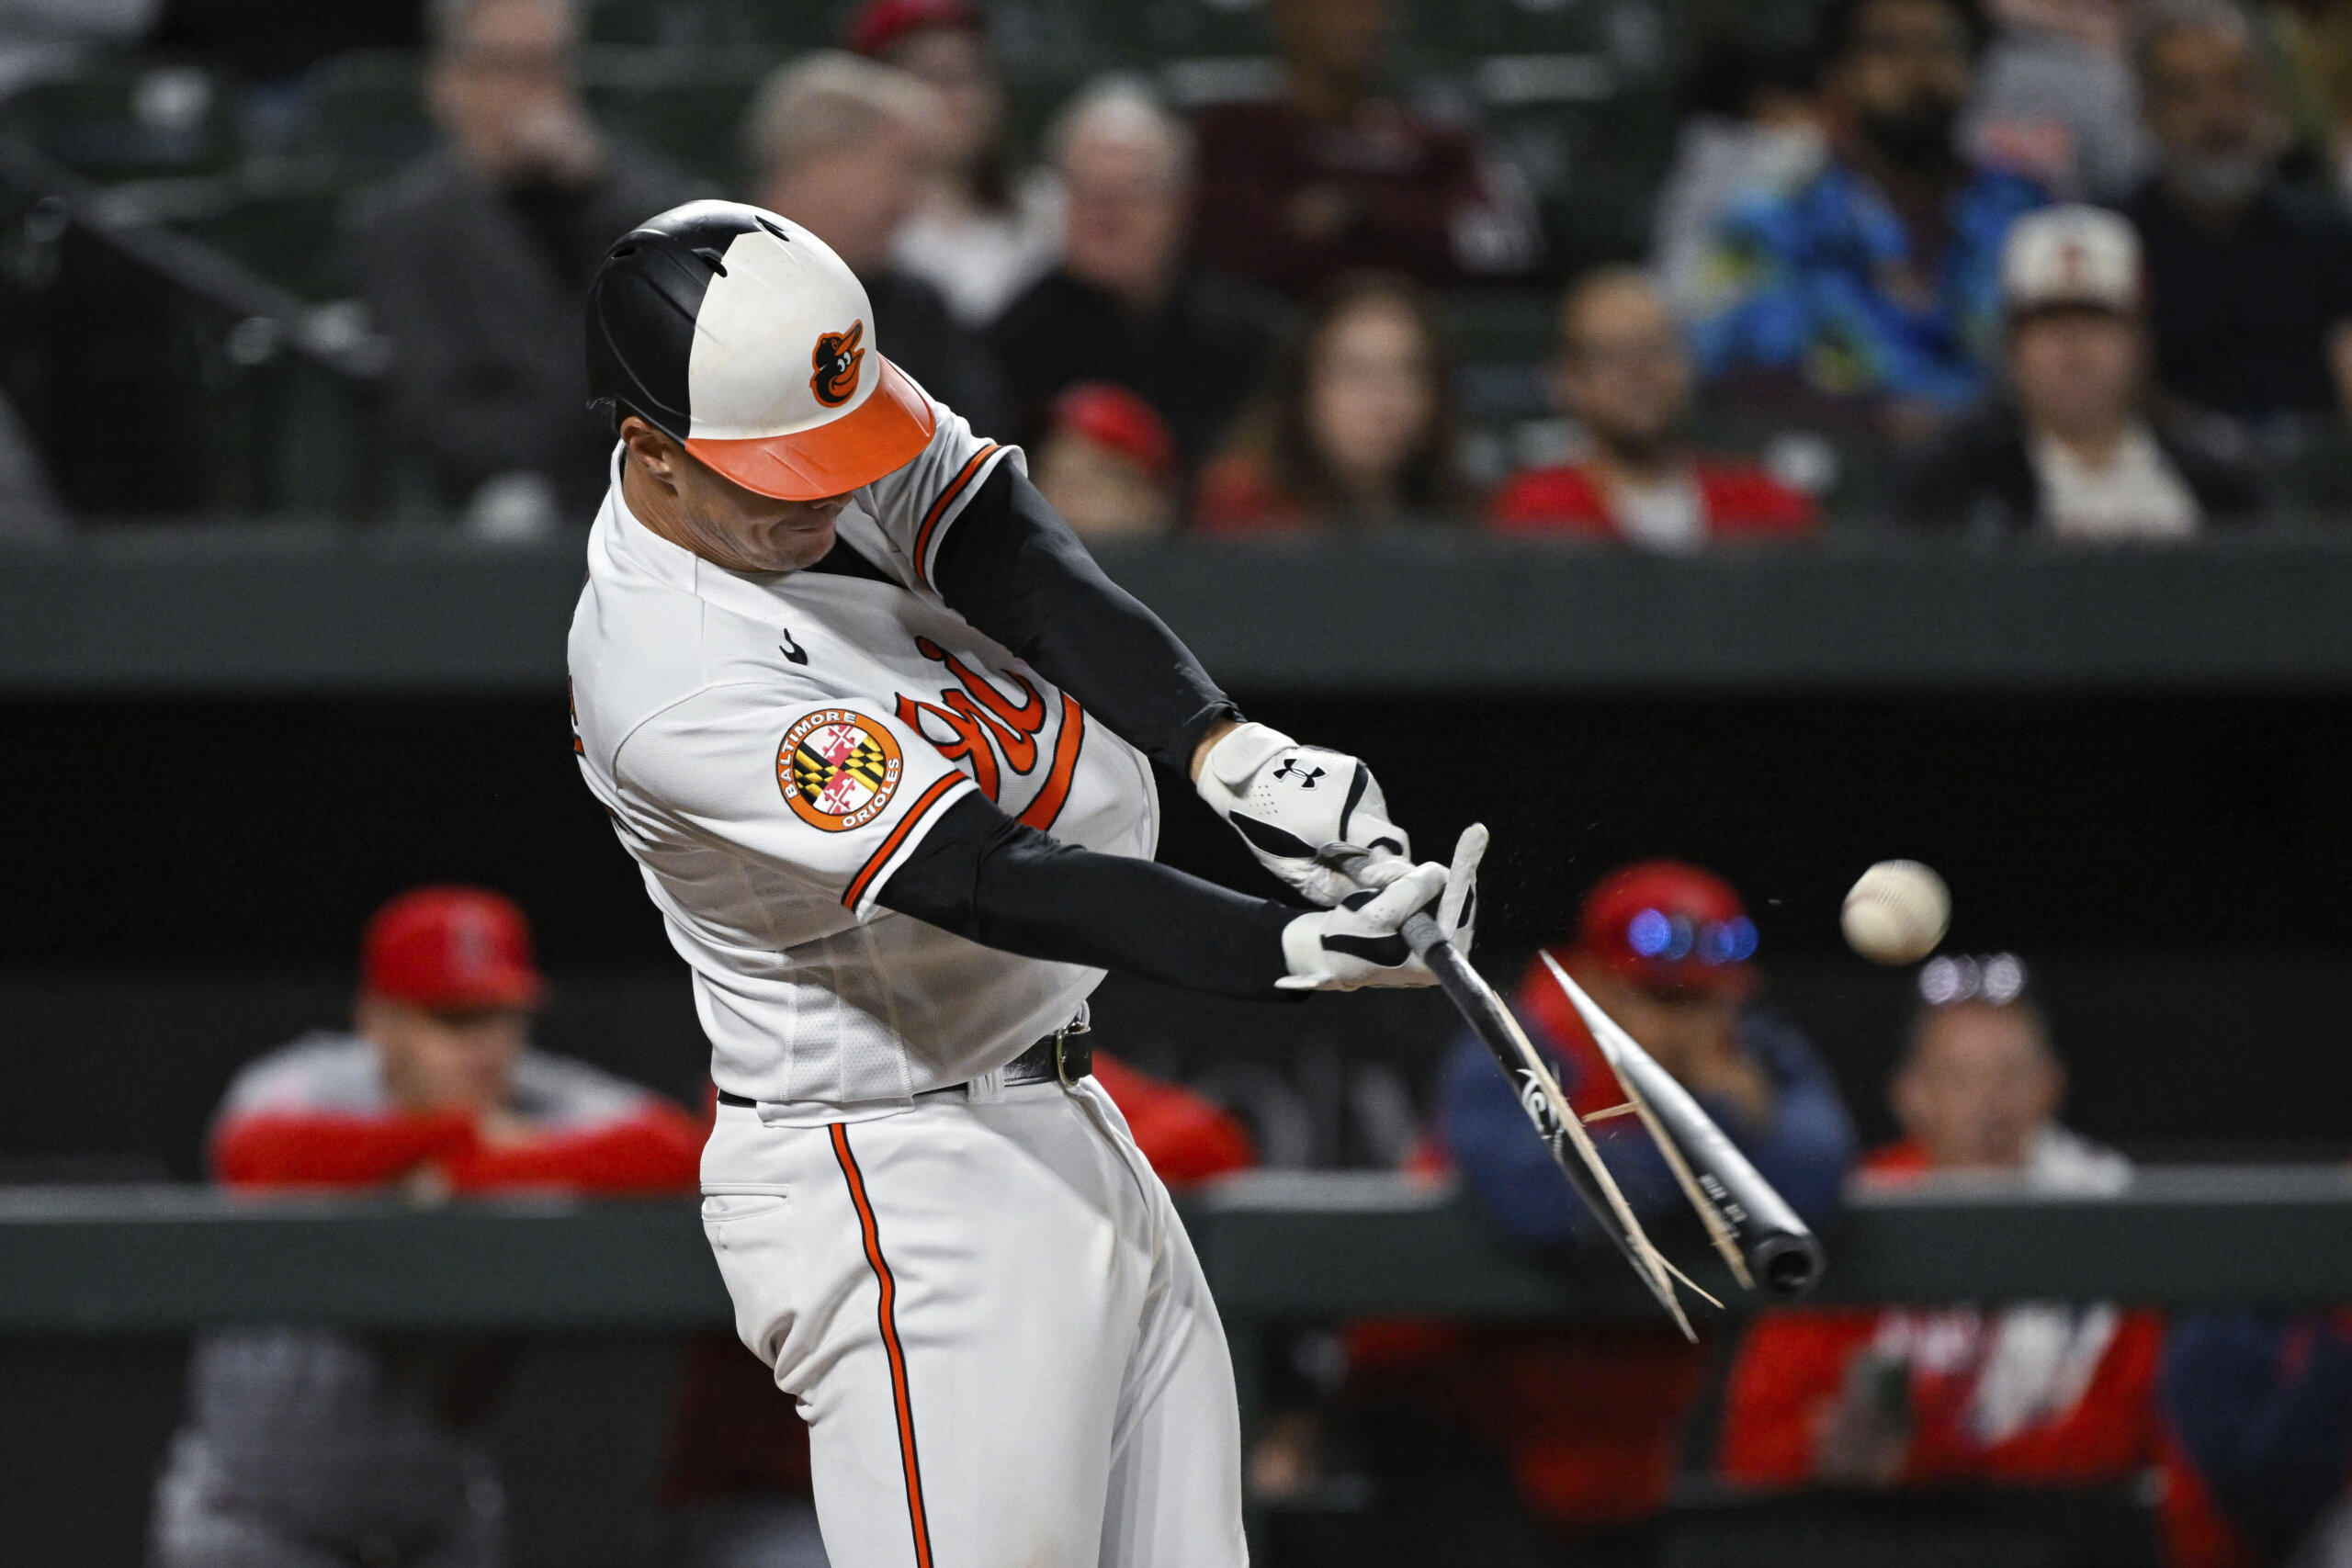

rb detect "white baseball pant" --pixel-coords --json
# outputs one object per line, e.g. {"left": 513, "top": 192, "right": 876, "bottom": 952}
{"left": 700, "top": 1076, "right": 1249, "bottom": 1568}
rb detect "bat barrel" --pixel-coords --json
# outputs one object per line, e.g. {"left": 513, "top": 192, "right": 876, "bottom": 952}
{"left": 1750, "top": 1230, "right": 1826, "bottom": 1299}
{"left": 1601, "top": 1041, "right": 1826, "bottom": 1300}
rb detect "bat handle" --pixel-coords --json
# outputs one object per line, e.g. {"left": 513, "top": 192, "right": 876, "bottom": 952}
{"left": 1328, "top": 847, "right": 1448, "bottom": 960}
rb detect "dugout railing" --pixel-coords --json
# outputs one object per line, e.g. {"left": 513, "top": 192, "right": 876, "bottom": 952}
{"left": 6, "top": 1168, "right": 2350, "bottom": 1566}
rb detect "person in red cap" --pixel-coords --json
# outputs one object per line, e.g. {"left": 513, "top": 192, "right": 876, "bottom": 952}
{"left": 1031, "top": 381, "right": 1182, "bottom": 537}
{"left": 152, "top": 887, "right": 705, "bottom": 1568}
{"left": 1294, "top": 861, "right": 1855, "bottom": 1568}
{"left": 209, "top": 886, "right": 705, "bottom": 1191}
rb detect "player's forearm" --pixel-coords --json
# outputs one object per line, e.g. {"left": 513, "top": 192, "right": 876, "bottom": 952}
{"left": 931, "top": 466, "right": 1240, "bottom": 773}
{"left": 877, "top": 793, "right": 1299, "bottom": 998}
{"left": 446, "top": 1107, "right": 706, "bottom": 1194}
{"left": 211, "top": 1110, "right": 475, "bottom": 1188}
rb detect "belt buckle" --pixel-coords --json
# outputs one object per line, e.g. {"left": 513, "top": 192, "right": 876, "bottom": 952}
{"left": 1052, "top": 1018, "right": 1090, "bottom": 1088}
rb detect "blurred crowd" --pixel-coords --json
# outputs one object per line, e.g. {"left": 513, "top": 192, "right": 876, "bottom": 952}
{"left": 347, "top": 0, "right": 2352, "bottom": 543}
{"left": 160, "top": 872, "right": 2352, "bottom": 1568}
{"left": 1246, "top": 865, "right": 2352, "bottom": 1568}
{"left": 7, "top": 0, "right": 2352, "bottom": 538}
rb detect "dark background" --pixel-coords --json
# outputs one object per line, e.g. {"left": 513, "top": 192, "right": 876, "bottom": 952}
{"left": 9, "top": 689, "right": 2351, "bottom": 1179}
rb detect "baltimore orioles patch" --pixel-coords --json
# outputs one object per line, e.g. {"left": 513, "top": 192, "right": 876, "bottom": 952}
{"left": 779, "top": 709, "right": 903, "bottom": 830}
{"left": 809, "top": 321, "right": 865, "bottom": 408}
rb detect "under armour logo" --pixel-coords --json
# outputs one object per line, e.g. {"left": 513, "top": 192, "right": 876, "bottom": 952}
{"left": 778, "top": 629, "right": 808, "bottom": 666}
{"left": 1272, "top": 760, "right": 1326, "bottom": 788}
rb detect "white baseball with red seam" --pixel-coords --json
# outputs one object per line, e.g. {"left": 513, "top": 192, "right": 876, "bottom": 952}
{"left": 1841, "top": 861, "right": 1951, "bottom": 964}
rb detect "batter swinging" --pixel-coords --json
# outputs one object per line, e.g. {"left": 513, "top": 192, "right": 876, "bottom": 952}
{"left": 568, "top": 202, "right": 1479, "bottom": 1568}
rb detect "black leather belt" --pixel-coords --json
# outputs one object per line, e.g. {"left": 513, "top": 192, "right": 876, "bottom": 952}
{"left": 717, "top": 1023, "right": 1091, "bottom": 1109}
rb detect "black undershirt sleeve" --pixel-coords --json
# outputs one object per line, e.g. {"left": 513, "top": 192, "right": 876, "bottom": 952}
{"left": 877, "top": 793, "right": 1301, "bottom": 1000}
{"left": 929, "top": 465, "right": 1240, "bottom": 773}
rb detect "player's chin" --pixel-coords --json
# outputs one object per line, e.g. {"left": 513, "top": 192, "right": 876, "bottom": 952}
{"left": 754, "top": 514, "right": 837, "bottom": 570}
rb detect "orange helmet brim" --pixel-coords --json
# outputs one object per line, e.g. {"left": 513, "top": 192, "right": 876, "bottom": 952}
{"left": 685, "top": 356, "right": 937, "bottom": 502}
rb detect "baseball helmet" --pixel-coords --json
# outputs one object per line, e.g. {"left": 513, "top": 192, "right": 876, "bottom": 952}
{"left": 1571, "top": 860, "right": 1759, "bottom": 998}
{"left": 362, "top": 886, "right": 546, "bottom": 1011}
{"left": 584, "top": 199, "right": 935, "bottom": 501}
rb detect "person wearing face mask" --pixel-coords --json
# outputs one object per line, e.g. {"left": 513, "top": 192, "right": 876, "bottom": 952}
{"left": 2116, "top": 1, "right": 2352, "bottom": 433}
{"left": 1690, "top": 0, "right": 2046, "bottom": 440}
{"left": 1891, "top": 202, "right": 2260, "bottom": 536}
{"left": 1718, "top": 954, "right": 2165, "bottom": 1495}
{"left": 1193, "top": 272, "right": 1472, "bottom": 529}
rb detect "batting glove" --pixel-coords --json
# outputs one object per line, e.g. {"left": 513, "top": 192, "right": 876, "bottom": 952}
{"left": 1196, "top": 722, "right": 1412, "bottom": 908}
{"left": 1277, "top": 828, "right": 1483, "bottom": 992}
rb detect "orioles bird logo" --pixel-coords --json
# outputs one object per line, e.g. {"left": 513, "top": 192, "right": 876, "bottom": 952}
{"left": 809, "top": 321, "right": 865, "bottom": 407}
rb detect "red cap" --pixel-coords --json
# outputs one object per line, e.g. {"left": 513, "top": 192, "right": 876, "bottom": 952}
{"left": 1566, "top": 860, "right": 1758, "bottom": 998}
{"left": 1049, "top": 381, "right": 1178, "bottom": 482}
{"left": 845, "top": 0, "right": 982, "bottom": 56}
{"left": 361, "top": 886, "right": 546, "bottom": 1011}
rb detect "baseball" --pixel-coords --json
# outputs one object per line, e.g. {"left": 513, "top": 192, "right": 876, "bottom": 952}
{"left": 1841, "top": 861, "right": 1951, "bottom": 964}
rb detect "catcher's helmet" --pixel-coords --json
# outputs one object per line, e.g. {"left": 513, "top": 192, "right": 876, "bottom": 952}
{"left": 584, "top": 199, "right": 934, "bottom": 500}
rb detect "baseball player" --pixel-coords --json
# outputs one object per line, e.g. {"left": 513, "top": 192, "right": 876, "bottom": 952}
{"left": 568, "top": 200, "right": 1479, "bottom": 1568}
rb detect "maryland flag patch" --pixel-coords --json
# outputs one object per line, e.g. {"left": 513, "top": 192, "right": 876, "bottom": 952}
{"left": 779, "top": 709, "right": 904, "bottom": 831}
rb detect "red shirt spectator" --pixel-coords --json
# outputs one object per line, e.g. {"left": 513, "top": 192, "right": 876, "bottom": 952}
{"left": 1489, "top": 460, "right": 1815, "bottom": 542}
{"left": 1487, "top": 267, "right": 1816, "bottom": 549}
{"left": 1720, "top": 1144, "right": 2165, "bottom": 1488}
{"left": 210, "top": 886, "right": 704, "bottom": 1196}
{"left": 152, "top": 886, "right": 705, "bottom": 1568}
{"left": 1720, "top": 973, "right": 2163, "bottom": 1494}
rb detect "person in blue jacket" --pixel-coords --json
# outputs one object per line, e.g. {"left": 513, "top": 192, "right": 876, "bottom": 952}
{"left": 1311, "top": 862, "right": 1855, "bottom": 1567}
{"left": 2161, "top": 1313, "right": 2352, "bottom": 1564}
{"left": 1440, "top": 859, "right": 1855, "bottom": 1255}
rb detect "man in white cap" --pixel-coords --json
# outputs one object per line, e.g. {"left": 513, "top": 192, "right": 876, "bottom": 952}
{"left": 1890, "top": 201, "right": 2258, "bottom": 537}
{"left": 568, "top": 200, "right": 1481, "bottom": 1567}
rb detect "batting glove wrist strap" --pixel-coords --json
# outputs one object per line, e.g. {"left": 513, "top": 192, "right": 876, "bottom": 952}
{"left": 1197, "top": 723, "right": 1412, "bottom": 908}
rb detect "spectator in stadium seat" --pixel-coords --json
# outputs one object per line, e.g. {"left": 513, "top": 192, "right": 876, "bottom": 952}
{"left": 1194, "top": 272, "right": 1471, "bottom": 530}
{"left": 1489, "top": 268, "right": 1817, "bottom": 548}
{"left": 1962, "top": 0, "right": 2154, "bottom": 200}
{"left": 345, "top": 0, "right": 706, "bottom": 536}
{"left": 1311, "top": 863, "right": 1855, "bottom": 1564}
{"left": 1719, "top": 954, "right": 2165, "bottom": 1492}
{"left": 986, "top": 80, "right": 1291, "bottom": 470}
{"left": 747, "top": 51, "right": 1010, "bottom": 438}
{"left": 847, "top": 0, "right": 1061, "bottom": 329}
{"left": 1652, "top": 19, "right": 1829, "bottom": 322}
{"left": 1892, "top": 203, "right": 2260, "bottom": 536}
{"left": 2117, "top": 1, "right": 2352, "bottom": 431}
{"left": 662, "top": 1052, "right": 1251, "bottom": 1568}
{"left": 1690, "top": 0, "right": 2045, "bottom": 438}
{"left": 1187, "top": 0, "right": 1541, "bottom": 299}
{"left": 150, "top": 886, "right": 705, "bottom": 1568}
{"left": 1032, "top": 382, "right": 1182, "bottom": 539}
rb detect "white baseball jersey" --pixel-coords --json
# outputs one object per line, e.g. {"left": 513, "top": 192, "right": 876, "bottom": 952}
{"left": 568, "top": 392, "right": 1160, "bottom": 1110}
